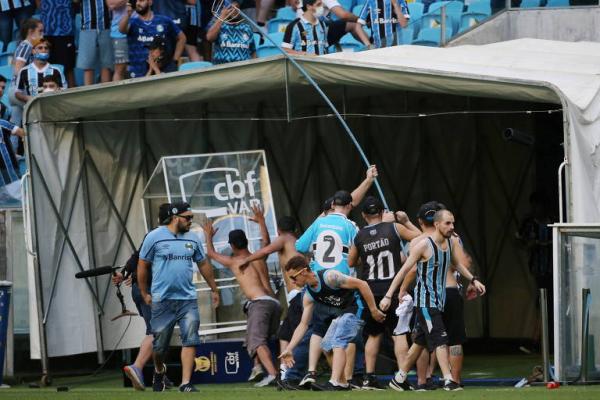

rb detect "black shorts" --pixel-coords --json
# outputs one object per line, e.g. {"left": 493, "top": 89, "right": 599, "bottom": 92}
{"left": 442, "top": 287, "right": 467, "bottom": 346}
{"left": 278, "top": 292, "right": 304, "bottom": 341}
{"left": 363, "top": 295, "right": 399, "bottom": 337}
{"left": 326, "top": 20, "right": 347, "bottom": 46}
{"left": 46, "top": 35, "right": 76, "bottom": 70}
{"left": 412, "top": 307, "right": 448, "bottom": 353}
{"left": 184, "top": 24, "right": 200, "bottom": 46}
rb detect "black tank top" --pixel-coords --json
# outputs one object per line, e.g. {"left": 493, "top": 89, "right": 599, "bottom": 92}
{"left": 306, "top": 270, "right": 358, "bottom": 315}
{"left": 355, "top": 222, "right": 403, "bottom": 296}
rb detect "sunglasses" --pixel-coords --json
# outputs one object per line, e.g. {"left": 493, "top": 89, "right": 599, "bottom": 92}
{"left": 177, "top": 214, "right": 193, "bottom": 221}
{"left": 289, "top": 268, "right": 307, "bottom": 282}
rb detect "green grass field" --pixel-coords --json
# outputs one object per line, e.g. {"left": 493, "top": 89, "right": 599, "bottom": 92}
{"left": 2, "top": 354, "right": 599, "bottom": 399}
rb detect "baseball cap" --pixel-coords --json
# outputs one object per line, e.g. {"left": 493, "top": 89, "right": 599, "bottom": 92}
{"left": 158, "top": 203, "right": 172, "bottom": 224}
{"left": 361, "top": 196, "right": 383, "bottom": 215}
{"left": 417, "top": 201, "right": 446, "bottom": 222}
{"left": 332, "top": 190, "right": 352, "bottom": 206}
{"left": 228, "top": 229, "right": 248, "bottom": 249}
{"left": 170, "top": 201, "right": 192, "bottom": 216}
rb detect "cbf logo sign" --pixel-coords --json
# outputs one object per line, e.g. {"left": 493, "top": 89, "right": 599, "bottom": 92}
{"left": 178, "top": 167, "right": 261, "bottom": 218}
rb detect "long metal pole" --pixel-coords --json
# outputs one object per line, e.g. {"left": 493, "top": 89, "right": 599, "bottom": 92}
{"left": 233, "top": 7, "right": 389, "bottom": 209}
{"left": 540, "top": 288, "right": 550, "bottom": 383}
{"left": 580, "top": 288, "right": 591, "bottom": 383}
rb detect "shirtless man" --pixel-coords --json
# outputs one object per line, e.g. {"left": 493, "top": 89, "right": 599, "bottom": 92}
{"left": 202, "top": 221, "right": 282, "bottom": 388}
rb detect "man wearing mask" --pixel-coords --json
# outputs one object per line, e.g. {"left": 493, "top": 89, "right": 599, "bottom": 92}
{"left": 282, "top": 0, "right": 328, "bottom": 56}
{"left": 119, "top": 0, "right": 187, "bottom": 78}
{"left": 15, "top": 38, "right": 67, "bottom": 103}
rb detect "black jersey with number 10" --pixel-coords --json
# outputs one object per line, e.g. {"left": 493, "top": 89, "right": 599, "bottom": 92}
{"left": 355, "top": 222, "right": 403, "bottom": 296}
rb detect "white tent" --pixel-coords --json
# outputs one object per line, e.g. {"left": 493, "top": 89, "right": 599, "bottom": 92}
{"left": 23, "top": 39, "right": 600, "bottom": 377}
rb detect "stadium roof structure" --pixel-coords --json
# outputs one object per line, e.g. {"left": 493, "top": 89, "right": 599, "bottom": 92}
{"left": 22, "top": 39, "right": 600, "bottom": 375}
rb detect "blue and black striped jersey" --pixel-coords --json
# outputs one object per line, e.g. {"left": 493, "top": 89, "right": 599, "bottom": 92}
{"left": 80, "top": 0, "right": 110, "bottom": 30}
{"left": 0, "top": 0, "right": 31, "bottom": 12}
{"left": 414, "top": 237, "right": 452, "bottom": 310}
{"left": 282, "top": 17, "right": 328, "bottom": 55}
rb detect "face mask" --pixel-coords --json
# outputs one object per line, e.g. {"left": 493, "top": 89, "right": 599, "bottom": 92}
{"left": 34, "top": 52, "right": 50, "bottom": 61}
{"left": 43, "top": 88, "right": 56, "bottom": 93}
{"left": 313, "top": 6, "right": 325, "bottom": 17}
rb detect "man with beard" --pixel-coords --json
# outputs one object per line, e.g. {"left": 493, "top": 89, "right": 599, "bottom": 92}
{"left": 119, "top": 0, "right": 186, "bottom": 78}
{"left": 138, "top": 202, "right": 220, "bottom": 392}
{"left": 381, "top": 209, "right": 486, "bottom": 391}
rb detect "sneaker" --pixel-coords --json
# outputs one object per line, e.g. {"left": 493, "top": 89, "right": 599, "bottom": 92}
{"left": 254, "top": 374, "right": 276, "bottom": 388}
{"left": 248, "top": 365, "right": 265, "bottom": 382}
{"left": 152, "top": 371, "right": 166, "bottom": 392}
{"left": 362, "top": 375, "right": 384, "bottom": 391}
{"left": 276, "top": 378, "right": 299, "bottom": 391}
{"left": 416, "top": 383, "right": 436, "bottom": 391}
{"left": 389, "top": 377, "right": 414, "bottom": 392}
{"left": 162, "top": 364, "right": 174, "bottom": 389}
{"left": 443, "top": 380, "right": 463, "bottom": 391}
{"left": 178, "top": 383, "right": 198, "bottom": 392}
{"left": 123, "top": 365, "right": 145, "bottom": 391}
{"left": 298, "top": 371, "right": 317, "bottom": 388}
{"left": 312, "top": 381, "right": 351, "bottom": 391}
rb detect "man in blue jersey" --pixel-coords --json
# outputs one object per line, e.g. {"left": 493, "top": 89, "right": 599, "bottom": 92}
{"left": 184, "top": 0, "right": 202, "bottom": 61}
{"left": 282, "top": 0, "right": 328, "bottom": 56}
{"left": 206, "top": 1, "right": 255, "bottom": 64}
{"left": 280, "top": 255, "right": 385, "bottom": 391}
{"left": 0, "top": 0, "right": 34, "bottom": 50}
{"left": 381, "top": 209, "right": 486, "bottom": 391}
{"left": 0, "top": 75, "right": 10, "bottom": 121}
{"left": 357, "top": 0, "right": 408, "bottom": 48}
{"left": 119, "top": 0, "right": 187, "bottom": 78}
{"left": 137, "top": 201, "right": 220, "bottom": 392}
{"left": 77, "top": 0, "right": 113, "bottom": 85}
{"left": 37, "top": 0, "right": 76, "bottom": 87}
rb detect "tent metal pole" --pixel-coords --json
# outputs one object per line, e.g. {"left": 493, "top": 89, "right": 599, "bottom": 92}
{"left": 540, "top": 288, "right": 550, "bottom": 383}
{"left": 284, "top": 59, "right": 291, "bottom": 123}
{"left": 24, "top": 133, "right": 50, "bottom": 385}
{"left": 558, "top": 160, "right": 566, "bottom": 223}
{"left": 77, "top": 129, "right": 105, "bottom": 365}
{"left": 234, "top": 7, "right": 389, "bottom": 210}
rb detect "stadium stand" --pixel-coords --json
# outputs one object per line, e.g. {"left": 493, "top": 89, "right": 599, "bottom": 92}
{"left": 179, "top": 61, "right": 214, "bottom": 71}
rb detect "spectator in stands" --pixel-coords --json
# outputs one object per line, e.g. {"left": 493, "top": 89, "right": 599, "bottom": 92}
{"left": 8, "top": 18, "right": 43, "bottom": 126}
{"left": 0, "top": 118, "right": 24, "bottom": 201}
{"left": 145, "top": 37, "right": 169, "bottom": 76}
{"left": 120, "top": 0, "right": 186, "bottom": 78}
{"left": 357, "top": 0, "right": 408, "bottom": 48}
{"left": 0, "top": 0, "right": 35, "bottom": 51}
{"left": 152, "top": 0, "right": 188, "bottom": 28}
{"left": 38, "top": 0, "right": 76, "bottom": 88}
{"left": 184, "top": 0, "right": 202, "bottom": 61}
{"left": 41, "top": 74, "right": 63, "bottom": 93}
{"left": 256, "top": 0, "right": 274, "bottom": 33}
{"left": 107, "top": 0, "right": 129, "bottom": 81}
{"left": 292, "top": 0, "right": 371, "bottom": 49}
{"left": 206, "top": 1, "right": 256, "bottom": 64}
{"left": 77, "top": 0, "right": 113, "bottom": 85}
{"left": 0, "top": 75, "right": 10, "bottom": 120}
{"left": 282, "top": 0, "right": 328, "bottom": 56}
{"left": 15, "top": 38, "right": 67, "bottom": 103}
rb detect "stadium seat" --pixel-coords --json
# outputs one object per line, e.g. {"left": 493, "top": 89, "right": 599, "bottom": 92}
{"left": 275, "top": 6, "right": 297, "bottom": 20}
{"left": 267, "top": 17, "right": 293, "bottom": 33}
{"left": 424, "top": 1, "right": 463, "bottom": 34}
{"left": 6, "top": 41, "right": 17, "bottom": 54}
{"left": 0, "top": 41, "right": 3, "bottom": 53}
{"left": 412, "top": 26, "right": 452, "bottom": 46}
{"left": 408, "top": 2, "right": 425, "bottom": 18}
{"left": 519, "top": 0, "right": 541, "bottom": 7}
{"left": 459, "top": 12, "right": 488, "bottom": 32}
{"left": 421, "top": 14, "right": 456, "bottom": 37}
{"left": 352, "top": 5, "right": 364, "bottom": 16}
{"left": 53, "top": 64, "right": 65, "bottom": 75}
{"left": 74, "top": 13, "right": 82, "bottom": 47}
{"left": 338, "top": 0, "right": 355, "bottom": 11}
{"left": 0, "top": 53, "right": 11, "bottom": 66}
{"left": 179, "top": 61, "right": 213, "bottom": 71}
{"left": 256, "top": 32, "right": 285, "bottom": 58}
{"left": 467, "top": 2, "right": 492, "bottom": 15}
{"left": 546, "top": 0, "right": 569, "bottom": 6}
{"left": 397, "top": 28, "right": 414, "bottom": 44}
{"left": 0, "top": 65, "right": 12, "bottom": 80}
{"left": 339, "top": 34, "right": 365, "bottom": 52}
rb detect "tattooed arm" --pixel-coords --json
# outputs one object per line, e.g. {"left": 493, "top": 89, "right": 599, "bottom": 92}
{"left": 324, "top": 270, "right": 385, "bottom": 322}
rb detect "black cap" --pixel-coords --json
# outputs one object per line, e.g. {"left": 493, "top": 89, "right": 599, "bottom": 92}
{"left": 158, "top": 203, "right": 172, "bottom": 224}
{"left": 228, "top": 229, "right": 248, "bottom": 249}
{"left": 361, "top": 196, "right": 383, "bottom": 215}
{"left": 333, "top": 190, "right": 352, "bottom": 207}
{"left": 170, "top": 201, "right": 192, "bottom": 216}
{"left": 417, "top": 201, "right": 446, "bottom": 223}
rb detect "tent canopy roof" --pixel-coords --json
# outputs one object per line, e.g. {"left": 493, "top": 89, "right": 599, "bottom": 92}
{"left": 27, "top": 38, "right": 600, "bottom": 124}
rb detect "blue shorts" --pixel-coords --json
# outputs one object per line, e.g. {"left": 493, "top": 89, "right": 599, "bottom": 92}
{"left": 151, "top": 299, "right": 201, "bottom": 354}
{"left": 311, "top": 301, "right": 341, "bottom": 338}
{"left": 321, "top": 313, "right": 365, "bottom": 351}
{"left": 76, "top": 29, "right": 114, "bottom": 69}
{"left": 131, "top": 283, "right": 152, "bottom": 335}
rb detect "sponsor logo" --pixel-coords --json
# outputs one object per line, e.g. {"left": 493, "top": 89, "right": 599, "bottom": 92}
{"left": 161, "top": 254, "right": 193, "bottom": 261}
{"left": 224, "top": 351, "right": 240, "bottom": 375}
